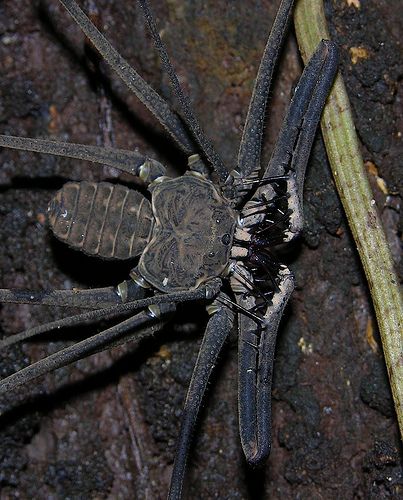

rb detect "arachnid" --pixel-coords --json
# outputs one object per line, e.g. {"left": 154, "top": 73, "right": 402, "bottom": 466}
{"left": 3, "top": 0, "right": 337, "bottom": 496}
{"left": 1, "top": 0, "right": 400, "bottom": 500}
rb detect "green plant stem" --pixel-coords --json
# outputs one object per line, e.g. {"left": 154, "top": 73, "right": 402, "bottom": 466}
{"left": 294, "top": 0, "right": 403, "bottom": 438}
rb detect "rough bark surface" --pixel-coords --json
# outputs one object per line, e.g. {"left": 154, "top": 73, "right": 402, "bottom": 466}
{"left": 0, "top": 0, "right": 401, "bottom": 498}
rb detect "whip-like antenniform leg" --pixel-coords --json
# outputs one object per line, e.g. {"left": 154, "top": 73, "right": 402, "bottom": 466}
{"left": 57, "top": 0, "right": 196, "bottom": 154}
{"left": 234, "top": 0, "right": 295, "bottom": 197}
{"left": 0, "top": 135, "right": 166, "bottom": 182}
{"left": 0, "top": 285, "right": 131, "bottom": 309}
{"left": 138, "top": 0, "right": 228, "bottom": 182}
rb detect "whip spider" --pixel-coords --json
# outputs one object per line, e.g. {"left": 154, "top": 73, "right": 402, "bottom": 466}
{"left": 0, "top": 0, "right": 341, "bottom": 497}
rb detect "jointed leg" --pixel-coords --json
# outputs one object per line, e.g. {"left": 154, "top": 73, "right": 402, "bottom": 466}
{"left": 0, "top": 278, "right": 220, "bottom": 309}
{"left": 138, "top": 0, "right": 228, "bottom": 183}
{"left": 0, "top": 285, "right": 128, "bottom": 309}
{"left": 0, "top": 277, "right": 152, "bottom": 310}
{"left": 234, "top": 0, "right": 295, "bottom": 198}
{"left": 57, "top": 0, "right": 196, "bottom": 155}
{"left": 0, "top": 280, "right": 222, "bottom": 395}
{"left": 168, "top": 295, "right": 235, "bottom": 499}
{"left": 0, "top": 135, "right": 166, "bottom": 184}
{"left": 0, "top": 307, "right": 165, "bottom": 396}
{"left": 0, "top": 279, "right": 221, "bottom": 350}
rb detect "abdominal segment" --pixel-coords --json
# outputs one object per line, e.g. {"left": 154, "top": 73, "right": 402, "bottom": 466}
{"left": 48, "top": 181, "right": 153, "bottom": 260}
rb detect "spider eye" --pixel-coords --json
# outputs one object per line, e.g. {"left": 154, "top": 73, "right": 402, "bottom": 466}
{"left": 221, "top": 233, "right": 231, "bottom": 245}
{"left": 208, "top": 251, "right": 215, "bottom": 258}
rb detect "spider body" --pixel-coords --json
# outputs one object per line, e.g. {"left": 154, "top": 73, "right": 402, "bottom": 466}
{"left": 48, "top": 171, "right": 237, "bottom": 292}
{"left": 0, "top": 0, "right": 340, "bottom": 497}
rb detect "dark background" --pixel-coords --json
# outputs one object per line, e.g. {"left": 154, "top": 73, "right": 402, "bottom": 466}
{"left": 0, "top": 0, "right": 401, "bottom": 498}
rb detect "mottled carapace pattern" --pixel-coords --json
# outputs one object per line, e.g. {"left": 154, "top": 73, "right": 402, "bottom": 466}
{"left": 139, "top": 175, "right": 236, "bottom": 292}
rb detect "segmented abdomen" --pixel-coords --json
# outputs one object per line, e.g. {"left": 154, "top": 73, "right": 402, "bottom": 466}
{"left": 48, "top": 181, "right": 153, "bottom": 260}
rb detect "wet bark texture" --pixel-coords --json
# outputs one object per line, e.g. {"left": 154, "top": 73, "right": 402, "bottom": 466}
{"left": 0, "top": 0, "right": 401, "bottom": 498}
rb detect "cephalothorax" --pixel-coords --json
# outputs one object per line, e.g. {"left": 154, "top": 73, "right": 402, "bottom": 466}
{"left": 0, "top": 0, "right": 338, "bottom": 497}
